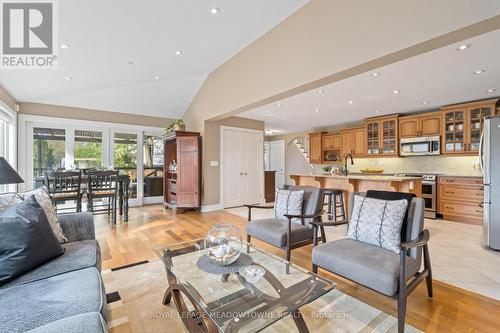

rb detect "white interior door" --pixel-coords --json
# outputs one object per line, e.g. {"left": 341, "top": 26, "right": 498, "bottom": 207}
{"left": 269, "top": 141, "right": 285, "bottom": 189}
{"left": 223, "top": 129, "right": 244, "bottom": 208}
{"left": 244, "top": 132, "right": 263, "bottom": 205}
{"left": 222, "top": 127, "right": 263, "bottom": 208}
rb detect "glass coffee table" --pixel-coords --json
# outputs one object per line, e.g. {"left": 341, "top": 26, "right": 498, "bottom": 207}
{"left": 156, "top": 238, "right": 335, "bottom": 333}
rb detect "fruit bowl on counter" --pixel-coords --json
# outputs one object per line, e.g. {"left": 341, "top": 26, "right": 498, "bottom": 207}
{"left": 360, "top": 168, "right": 384, "bottom": 174}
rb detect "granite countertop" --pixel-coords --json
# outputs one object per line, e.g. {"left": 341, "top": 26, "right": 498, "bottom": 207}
{"left": 288, "top": 173, "right": 422, "bottom": 182}
{"left": 438, "top": 174, "right": 483, "bottom": 178}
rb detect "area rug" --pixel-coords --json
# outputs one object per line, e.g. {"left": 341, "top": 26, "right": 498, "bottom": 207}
{"left": 102, "top": 260, "right": 423, "bottom": 333}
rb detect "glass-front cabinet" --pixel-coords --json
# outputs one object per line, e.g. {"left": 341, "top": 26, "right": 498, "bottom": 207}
{"left": 441, "top": 99, "right": 498, "bottom": 155}
{"left": 443, "top": 109, "right": 466, "bottom": 153}
{"left": 365, "top": 116, "right": 398, "bottom": 156}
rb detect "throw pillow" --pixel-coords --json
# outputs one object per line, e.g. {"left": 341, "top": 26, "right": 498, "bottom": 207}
{"left": 346, "top": 195, "right": 408, "bottom": 254}
{"left": 0, "top": 195, "right": 65, "bottom": 285}
{"left": 0, "top": 187, "right": 66, "bottom": 243}
{"left": 273, "top": 188, "right": 304, "bottom": 224}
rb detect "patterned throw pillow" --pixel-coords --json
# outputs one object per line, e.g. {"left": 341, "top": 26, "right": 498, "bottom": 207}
{"left": 346, "top": 195, "right": 408, "bottom": 254}
{"left": 0, "top": 187, "right": 67, "bottom": 243}
{"left": 273, "top": 188, "right": 304, "bottom": 224}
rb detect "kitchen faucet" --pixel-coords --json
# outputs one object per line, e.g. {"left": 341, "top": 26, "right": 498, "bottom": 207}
{"left": 343, "top": 153, "right": 354, "bottom": 176}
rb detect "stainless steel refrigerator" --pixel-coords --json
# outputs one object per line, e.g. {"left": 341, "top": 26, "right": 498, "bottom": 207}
{"left": 481, "top": 115, "right": 500, "bottom": 250}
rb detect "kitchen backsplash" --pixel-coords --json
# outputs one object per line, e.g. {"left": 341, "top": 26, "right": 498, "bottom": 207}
{"left": 313, "top": 155, "right": 482, "bottom": 177}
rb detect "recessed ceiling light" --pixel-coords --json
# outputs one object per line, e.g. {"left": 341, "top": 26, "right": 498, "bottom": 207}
{"left": 473, "top": 70, "right": 485, "bottom": 74}
{"left": 175, "top": 50, "right": 183, "bottom": 55}
{"left": 277, "top": 102, "right": 282, "bottom": 106}
{"left": 392, "top": 89, "right": 400, "bottom": 94}
{"left": 65, "top": 76, "right": 72, "bottom": 80}
{"left": 457, "top": 44, "right": 471, "bottom": 51}
{"left": 486, "top": 88, "right": 496, "bottom": 93}
{"left": 60, "top": 44, "right": 70, "bottom": 49}
{"left": 317, "top": 89, "right": 325, "bottom": 94}
{"left": 210, "top": 7, "right": 220, "bottom": 14}
{"left": 336, "top": 117, "right": 341, "bottom": 121}
{"left": 154, "top": 75, "right": 160, "bottom": 80}
{"left": 348, "top": 100, "right": 353, "bottom": 104}
{"left": 422, "top": 101, "right": 430, "bottom": 105}
{"left": 315, "top": 108, "right": 320, "bottom": 113}
{"left": 371, "top": 72, "right": 380, "bottom": 77}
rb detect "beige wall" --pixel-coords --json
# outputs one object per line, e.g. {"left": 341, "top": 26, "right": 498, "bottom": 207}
{"left": 19, "top": 102, "right": 174, "bottom": 128}
{"left": 183, "top": 0, "right": 500, "bottom": 131}
{"left": 0, "top": 85, "right": 17, "bottom": 111}
{"left": 203, "top": 116, "right": 264, "bottom": 206}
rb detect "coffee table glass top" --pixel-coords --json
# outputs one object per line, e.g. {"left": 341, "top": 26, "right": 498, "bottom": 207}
{"left": 156, "top": 238, "right": 335, "bottom": 333}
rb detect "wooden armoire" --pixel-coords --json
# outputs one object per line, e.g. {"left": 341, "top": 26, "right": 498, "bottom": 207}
{"left": 163, "top": 131, "right": 201, "bottom": 212}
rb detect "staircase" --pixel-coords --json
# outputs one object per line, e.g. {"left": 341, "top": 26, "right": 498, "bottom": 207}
{"left": 293, "top": 136, "right": 314, "bottom": 169}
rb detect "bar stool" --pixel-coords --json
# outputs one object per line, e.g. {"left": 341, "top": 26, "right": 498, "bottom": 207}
{"left": 323, "top": 189, "right": 346, "bottom": 221}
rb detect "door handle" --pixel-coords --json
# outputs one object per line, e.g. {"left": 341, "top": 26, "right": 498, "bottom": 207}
{"left": 244, "top": 172, "right": 248, "bottom": 176}
{"left": 240, "top": 172, "right": 243, "bottom": 175}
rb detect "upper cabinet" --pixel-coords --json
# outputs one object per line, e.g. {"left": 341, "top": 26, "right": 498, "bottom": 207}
{"left": 399, "top": 112, "right": 441, "bottom": 138}
{"left": 441, "top": 99, "right": 498, "bottom": 155}
{"left": 366, "top": 116, "right": 398, "bottom": 156}
{"left": 341, "top": 126, "right": 366, "bottom": 158}
{"left": 322, "top": 133, "right": 341, "bottom": 163}
{"left": 308, "top": 132, "right": 323, "bottom": 164}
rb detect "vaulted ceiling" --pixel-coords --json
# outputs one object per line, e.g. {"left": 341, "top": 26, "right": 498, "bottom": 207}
{"left": 0, "top": 0, "right": 309, "bottom": 118}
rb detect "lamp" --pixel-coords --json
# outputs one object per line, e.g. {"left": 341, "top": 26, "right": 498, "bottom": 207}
{"left": 0, "top": 157, "right": 24, "bottom": 185}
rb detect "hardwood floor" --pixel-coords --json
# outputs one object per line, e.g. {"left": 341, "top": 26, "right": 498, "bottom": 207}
{"left": 96, "top": 205, "right": 500, "bottom": 333}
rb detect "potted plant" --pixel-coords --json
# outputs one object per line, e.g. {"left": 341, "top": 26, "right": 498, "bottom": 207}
{"left": 322, "top": 165, "right": 332, "bottom": 174}
{"left": 165, "top": 119, "right": 185, "bottom": 135}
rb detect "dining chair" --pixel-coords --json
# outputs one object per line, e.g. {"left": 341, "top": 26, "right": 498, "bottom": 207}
{"left": 87, "top": 170, "right": 119, "bottom": 225}
{"left": 44, "top": 170, "right": 82, "bottom": 213}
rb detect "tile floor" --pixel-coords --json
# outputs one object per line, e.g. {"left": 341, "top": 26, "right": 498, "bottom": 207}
{"left": 225, "top": 206, "right": 500, "bottom": 301}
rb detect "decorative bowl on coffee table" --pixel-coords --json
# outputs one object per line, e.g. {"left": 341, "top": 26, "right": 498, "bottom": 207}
{"left": 205, "top": 224, "right": 242, "bottom": 265}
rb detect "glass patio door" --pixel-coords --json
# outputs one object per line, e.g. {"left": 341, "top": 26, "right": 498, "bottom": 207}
{"left": 143, "top": 133, "right": 164, "bottom": 204}
{"left": 109, "top": 130, "right": 142, "bottom": 206}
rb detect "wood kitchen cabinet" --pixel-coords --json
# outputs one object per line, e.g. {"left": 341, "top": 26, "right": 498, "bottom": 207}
{"left": 438, "top": 176, "right": 483, "bottom": 225}
{"left": 341, "top": 126, "right": 366, "bottom": 158}
{"left": 322, "top": 133, "right": 341, "bottom": 163}
{"left": 308, "top": 132, "right": 323, "bottom": 164}
{"left": 399, "top": 112, "right": 441, "bottom": 138}
{"left": 441, "top": 99, "right": 498, "bottom": 155}
{"left": 365, "top": 115, "right": 398, "bottom": 156}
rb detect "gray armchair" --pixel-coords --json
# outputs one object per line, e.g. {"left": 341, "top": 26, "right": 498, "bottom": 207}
{"left": 245, "top": 185, "right": 325, "bottom": 273}
{"left": 311, "top": 192, "right": 432, "bottom": 333}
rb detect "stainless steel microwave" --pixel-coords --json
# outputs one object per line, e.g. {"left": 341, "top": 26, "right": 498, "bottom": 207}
{"left": 400, "top": 136, "right": 440, "bottom": 156}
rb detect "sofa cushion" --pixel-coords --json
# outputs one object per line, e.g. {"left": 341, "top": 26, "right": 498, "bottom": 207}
{"left": 0, "top": 196, "right": 65, "bottom": 285}
{"left": 0, "top": 267, "right": 106, "bottom": 333}
{"left": 346, "top": 195, "right": 408, "bottom": 254}
{"left": 247, "top": 218, "right": 313, "bottom": 248}
{"left": 312, "top": 239, "right": 420, "bottom": 296}
{"left": 273, "top": 188, "right": 304, "bottom": 223}
{"left": 25, "top": 312, "right": 106, "bottom": 333}
{"left": 0, "top": 187, "right": 66, "bottom": 243}
{"left": 1, "top": 240, "right": 101, "bottom": 289}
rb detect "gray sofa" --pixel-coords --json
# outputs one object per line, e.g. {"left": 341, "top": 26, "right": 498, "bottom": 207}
{"left": 0, "top": 212, "right": 107, "bottom": 333}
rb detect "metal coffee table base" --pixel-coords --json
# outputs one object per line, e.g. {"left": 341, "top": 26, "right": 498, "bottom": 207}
{"left": 163, "top": 267, "right": 310, "bottom": 333}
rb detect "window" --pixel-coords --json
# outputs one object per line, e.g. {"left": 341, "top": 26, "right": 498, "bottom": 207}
{"left": 74, "top": 130, "right": 103, "bottom": 169}
{"left": 113, "top": 132, "right": 138, "bottom": 198}
{"left": 33, "top": 127, "right": 66, "bottom": 188}
{"left": 143, "top": 135, "right": 164, "bottom": 197}
{"left": 0, "top": 107, "right": 17, "bottom": 193}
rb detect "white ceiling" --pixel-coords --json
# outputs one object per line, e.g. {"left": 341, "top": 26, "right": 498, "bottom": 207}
{"left": 240, "top": 29, "right": 500, "bottom": 135}
{"left": 0, "top": 0, "right": 309, "bottom": 118}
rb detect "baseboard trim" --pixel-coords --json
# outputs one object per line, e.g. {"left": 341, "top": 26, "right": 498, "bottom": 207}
{"left": 201, "top": 204, "right": 221, "bottom": 212}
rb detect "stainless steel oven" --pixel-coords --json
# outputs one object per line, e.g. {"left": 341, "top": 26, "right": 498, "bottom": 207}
{"left": 400, "top": 136, "right": 440, "bottom": 156}
{"left": 394, "top": 173, "right": 437, "bottom": 219}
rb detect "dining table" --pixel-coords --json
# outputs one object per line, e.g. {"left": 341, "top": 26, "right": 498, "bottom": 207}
{"left": 35, "top": 170, "right": 132, "bottom": 222}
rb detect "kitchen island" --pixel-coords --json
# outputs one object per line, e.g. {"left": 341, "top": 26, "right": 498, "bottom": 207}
{"left": 289, "top": 173, "right": 422, "bottom": 217}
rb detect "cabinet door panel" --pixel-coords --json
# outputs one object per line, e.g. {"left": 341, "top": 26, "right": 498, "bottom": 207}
{"left": 177, "top": 136, "right": 199, "bottom": 207}
{"left": 353, "top": 128, "right": 367, "bottom": 156}
{"left": 420, "top": 116, "right": 441, "bottom": 136}
{"left": 332, "top": 134, "right": 341, "bottom": 150}
{"left": 341, "top": 131, "right": 353, "bottom": 157}
{"left": 399, "top": 119, "right": 419, "bottom": 138}
{"left": 309, "top": 133, "right": 322, "bottom": 164}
